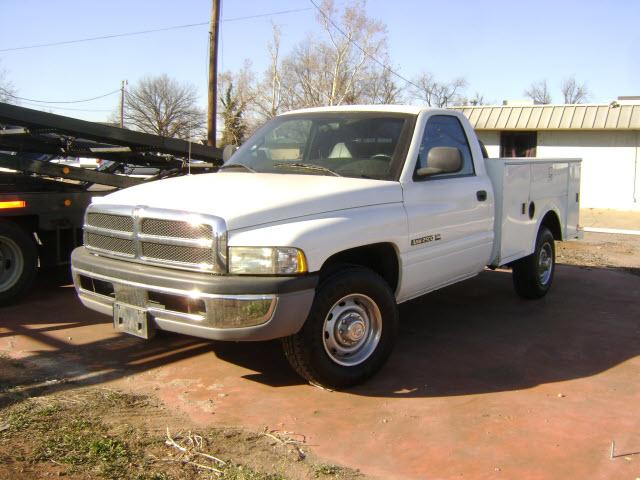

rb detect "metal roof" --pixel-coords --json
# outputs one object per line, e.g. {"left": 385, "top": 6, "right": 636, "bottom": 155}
{"left": 451, "top": 104, "right": 640, "bottom": 130}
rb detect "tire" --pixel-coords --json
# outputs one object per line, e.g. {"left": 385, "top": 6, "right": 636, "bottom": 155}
{"left": 0, "top": 221, "right": 38, "bottom": 306}
{"left": 512, "top": 226, "right": 555, "bottom": 299}
{"left": 282, "top": 267, "right": 398, "bottom": 389}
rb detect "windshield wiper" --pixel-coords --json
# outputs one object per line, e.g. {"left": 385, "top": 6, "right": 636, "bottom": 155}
{"left": 273, "top": 162, "right": 340, "bottom": 177}
{"left": 218, "top": 163, "right": 256, "bottom": 173}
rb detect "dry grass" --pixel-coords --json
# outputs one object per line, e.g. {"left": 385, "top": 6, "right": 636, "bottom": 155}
{"left": 0, "top": 357, "right": 361, "bottom": 480}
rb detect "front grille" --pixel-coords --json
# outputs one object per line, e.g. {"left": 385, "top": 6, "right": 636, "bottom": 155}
{"left": 142, "top": 242, "right": 213, "bottom": 265}
{"left": 86, "top": 213, "right": 133, "bottom": 232}
{"left": 83, "top": 206, "right": 226, "bottom": 273}
{"left": 141, "top": 218, "right": 212, "bottom": 240}
{"left": 85, "top": 232, "right": 135, "bottom": 256}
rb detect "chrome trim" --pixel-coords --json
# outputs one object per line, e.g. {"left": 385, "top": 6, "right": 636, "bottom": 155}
{"left": 147, "top": 306, "right": 205, "bottom": 323}
{"left": 84, "top": 226, "right": 134, "bottom": 240}
{"left": 132, "top": 205, "right": 144, "bottom": 258}
{"left": 137, "top": 235, "right": 214, "bottom": 248}
{"left": 83, "top": 204, "right": 228, "bottom": 273}
{"left": 82, "top": 243, "right": 136, "bottom": 259}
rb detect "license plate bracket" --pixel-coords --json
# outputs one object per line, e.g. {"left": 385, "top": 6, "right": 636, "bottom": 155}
{"left": 113, "top": 303, "right": 153, "bottom": 339}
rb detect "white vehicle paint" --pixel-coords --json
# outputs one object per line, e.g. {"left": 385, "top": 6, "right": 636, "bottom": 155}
{"left": 71, "top": 105, "right": 582, "bottom": 388}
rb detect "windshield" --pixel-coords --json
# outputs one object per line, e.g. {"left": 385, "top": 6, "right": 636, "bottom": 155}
{"left": 223, "top": 113, "right": 414, "bottom": 180}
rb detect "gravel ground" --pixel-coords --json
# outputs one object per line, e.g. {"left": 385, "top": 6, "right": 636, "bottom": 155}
{"left": 557, "top": 231, "right": 640, "bottom": 274}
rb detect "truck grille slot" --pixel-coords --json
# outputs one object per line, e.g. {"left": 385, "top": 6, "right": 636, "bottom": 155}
{"left": 86, "top": 213, "right": 133, "bottom": 232}
{"left": 78, "top": 275, "right": 115, "bottom": 297}
{"left": 141, "top": 218, "right": 212, "bottom": 240}
{"left": 142, "top": 242, "right": 213, "bottom": 265}
{"left": 85, "top": 232, "right": 135, "bottom": 256}
{"left": 83, "top": 206, "right": 226, "bottom": 273}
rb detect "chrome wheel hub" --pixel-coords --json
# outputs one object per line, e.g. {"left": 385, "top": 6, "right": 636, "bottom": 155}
{"left": 538, "top": 242, "right": 553, "bottom": 285}
{"left": 337, "top": 313, "right": 367, "bottom": 346}
{"left": 322, "top": 293, "right": 382, "bottom": 367}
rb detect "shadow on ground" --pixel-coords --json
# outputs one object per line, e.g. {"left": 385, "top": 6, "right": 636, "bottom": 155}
{"left": 1, "top": 264, "right": 638, "bottom": 406}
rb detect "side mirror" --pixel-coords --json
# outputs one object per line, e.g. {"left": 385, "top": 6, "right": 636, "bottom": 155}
{"left": 416, "top": 147, "right": 463, "bottom": 177}
{"left": 222, "top": 144, "right": 238, "bottom": 162}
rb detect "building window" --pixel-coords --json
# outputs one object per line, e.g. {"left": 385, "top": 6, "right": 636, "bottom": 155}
{"left": 500, "top": 132, "right": 537, "bottom": 157}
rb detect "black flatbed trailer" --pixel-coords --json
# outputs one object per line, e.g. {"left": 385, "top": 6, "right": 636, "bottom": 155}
{"left": 0, "top": 102, "right": 222, "bottom": 304}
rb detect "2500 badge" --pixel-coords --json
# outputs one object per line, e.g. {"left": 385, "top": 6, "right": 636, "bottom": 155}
{"left": 411, "top": 233, "right": 442, "bottom": 246}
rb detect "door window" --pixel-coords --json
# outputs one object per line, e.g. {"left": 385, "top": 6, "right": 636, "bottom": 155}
{"left": 416, "top": 115, "right": 475, "bottom": 178}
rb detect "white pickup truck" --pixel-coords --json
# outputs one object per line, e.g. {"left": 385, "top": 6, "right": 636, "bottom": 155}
{"left": 71, "top": 105, "right": 581, "bottom": 388}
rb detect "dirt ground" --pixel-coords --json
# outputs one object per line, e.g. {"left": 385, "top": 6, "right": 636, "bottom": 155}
{"left": 558, "top": 232, "right": 640, "bottom": 272}
{"left": 1, "top": 231, "right": 639, "bottom": 479}
{"left": 580, "top": 208, "right": 640, "bottom": 231}
{"left": 0, "top": 376, "right": 359, "bottom": 479}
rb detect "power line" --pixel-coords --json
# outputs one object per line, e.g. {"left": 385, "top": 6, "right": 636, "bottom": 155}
{"left": 18, "top": 102, "right": 113, "bottom": 113}
{"left": 0, "top": 8, "right": 312, "bottom": 53}
{"left": 223, "top": 7, "right": 311, "bottom": 22}
{"left": 307, "top": 0, "right": 421, "bottom": 91}
{"left": 0, "top": 88, "right": 120, "bottom": 104}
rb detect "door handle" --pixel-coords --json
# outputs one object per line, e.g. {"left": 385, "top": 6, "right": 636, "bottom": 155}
{"left": 476, "top": 190, "right": 487, "bottom": 201}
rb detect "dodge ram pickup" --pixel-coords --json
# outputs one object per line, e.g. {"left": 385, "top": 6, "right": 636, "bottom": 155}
{"left": 71, "top": 105, "right": 581, "bottom": 388}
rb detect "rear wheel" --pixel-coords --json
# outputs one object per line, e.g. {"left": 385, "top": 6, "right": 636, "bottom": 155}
{"left": 512, "top": 226, "right": 555, "bottom": 299}
{"left": 0, "top": 222, "right": 38, "bottom": 306}
{"left": 282, "top": 267, "right": 398, "bottom": 389}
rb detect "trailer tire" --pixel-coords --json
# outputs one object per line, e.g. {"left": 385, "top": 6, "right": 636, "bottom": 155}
{"left": 282, "top": 267, "right": 398, "bottom": 389}
{"left": 0, "top": 221, "right": 38, "bottom": 306}
{"left": 512, "top": 226, "right": 555, "bottom": 299}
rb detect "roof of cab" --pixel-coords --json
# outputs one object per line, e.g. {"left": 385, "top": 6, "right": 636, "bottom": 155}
{"left": 280, "top": 104, "right": 429, "bottom": 116}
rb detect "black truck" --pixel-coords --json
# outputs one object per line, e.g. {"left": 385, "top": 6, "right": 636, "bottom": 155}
{"left": 0, "top": 102, "right": 222, "bottom": 305}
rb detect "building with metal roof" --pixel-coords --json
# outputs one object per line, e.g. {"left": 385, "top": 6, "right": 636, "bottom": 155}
{"left": 452, "top": 98, "right": 640, "bottom": 211}
{"left": 455, "top": 102, "right": 640, "bottom": 131}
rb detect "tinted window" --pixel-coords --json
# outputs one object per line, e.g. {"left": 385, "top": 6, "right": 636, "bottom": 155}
{"left": 227, "top": 114, "right": 409, "bottom": 180}
{"left": 417, "top": 115, "right": 475, "bottom": 177}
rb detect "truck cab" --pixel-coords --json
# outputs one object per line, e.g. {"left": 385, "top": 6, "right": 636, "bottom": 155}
{"left": 71, "top": 105, "right": 581, "bottom": 388}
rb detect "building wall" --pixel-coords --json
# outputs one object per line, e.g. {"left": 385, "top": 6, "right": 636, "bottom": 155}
{"left": 476, "top": 130, "right": 640, "bottom": 211}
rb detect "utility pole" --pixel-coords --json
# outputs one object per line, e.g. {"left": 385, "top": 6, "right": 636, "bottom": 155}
{"left": 207, "top": 0, "right": 221, "bottom": 146}
{"left": 119, "top": 80, "right": 127, "bottom": 128}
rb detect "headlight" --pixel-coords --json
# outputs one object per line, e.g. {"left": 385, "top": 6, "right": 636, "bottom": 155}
{"left": 228, "top": 247, "right": 307, "bottom": 275}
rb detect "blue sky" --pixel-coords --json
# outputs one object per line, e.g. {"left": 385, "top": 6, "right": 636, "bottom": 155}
{"left": 1, "top": 0, "right": 638, "bottom": 122}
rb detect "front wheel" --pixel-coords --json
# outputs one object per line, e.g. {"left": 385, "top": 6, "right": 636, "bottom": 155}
{"left": 512, "top": 226, "right": 555, "bottom": 299}
{"left": 282, "top": 267, "right": 398, "bottom": 389}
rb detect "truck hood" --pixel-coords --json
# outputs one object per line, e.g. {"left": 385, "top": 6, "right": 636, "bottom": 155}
{"left": 94, "top": 172, "right": 403, "bottom": 230}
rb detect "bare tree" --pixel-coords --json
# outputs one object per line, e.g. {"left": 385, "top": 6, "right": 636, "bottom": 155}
{"left": 458, "top": 92, "right": 486, "bottom": 106}
{"left": 524, "top": 80, "right": 552, "bottom": 104}
{"left": 0, "top": 62, "right": 17, "bottom": 104}
{"left": 265, "top": 24, "right": 283, "bottom": 117}
{"left": 270, "top": 0, "right": 389, "bottom": 110}
{"left": 411, "top": 72, "right": 467, "bottom": 107}
{"left": 561, "top": 76, "right": 589, "bottom": 104}
{"left": 123, "top": 74, "right": 205, "bottom": 139}
{"left": 245, "top": 24, "right": 289, "bottom": 121}
{"left": 366, "top": 65, "right": 404, "bottom": 104}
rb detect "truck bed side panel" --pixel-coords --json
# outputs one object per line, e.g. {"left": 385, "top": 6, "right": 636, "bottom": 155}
{"left": 485, "top": 158, "right": 581, "bottom": 266}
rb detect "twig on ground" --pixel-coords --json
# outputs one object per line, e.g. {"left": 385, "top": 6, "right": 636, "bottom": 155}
{"left": 164, "top": 457, "right": 224, "bottom": 474}
{"left": 165, "top": 427, "right": 226, "bottom": 466}
{"left": 261, "top": 427, "right": 307, "bottom": 460}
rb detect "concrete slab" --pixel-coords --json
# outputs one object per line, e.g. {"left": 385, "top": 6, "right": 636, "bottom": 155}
{"left": 1, "top": 265, "right": 639, "bottom": 479}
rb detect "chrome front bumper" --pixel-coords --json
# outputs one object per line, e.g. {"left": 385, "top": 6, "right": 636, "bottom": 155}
{"left": 71, "top": 247, "right": 317, "bottom": 341}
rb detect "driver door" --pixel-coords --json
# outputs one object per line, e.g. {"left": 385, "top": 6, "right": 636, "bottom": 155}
{"left": 400, "top": 114, "right": 494, "bottom": 300}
